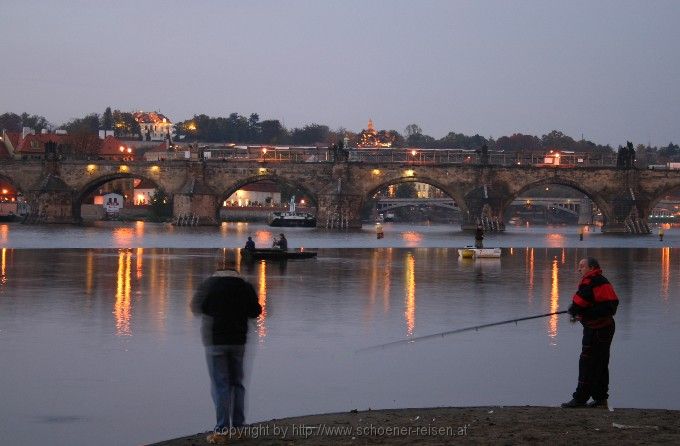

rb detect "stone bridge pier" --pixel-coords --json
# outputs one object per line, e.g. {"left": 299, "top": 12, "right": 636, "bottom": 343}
{"left": 461, "top": 184, "right": 507, "bottom": 232}
{"left": 172, "top": 163, "right": 220, "bottom": 225}
{"left": 316, "top": 192, "right": 364, "bottom": 228}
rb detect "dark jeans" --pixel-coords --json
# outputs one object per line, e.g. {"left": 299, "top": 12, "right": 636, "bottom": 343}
{"left": 573, "top": 322, "right": 615, "bottom": 402}
{"left": 205, "top": 344, "right": 246, "bottom": 430}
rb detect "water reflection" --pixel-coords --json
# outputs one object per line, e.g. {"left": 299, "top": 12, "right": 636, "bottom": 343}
{"left": 1, "top": 247, "right": 7, "bottom": 286}
{"left": 383, "top": 248, "right": 393, "bottom": 312}
{"left": 404, "top": 252, "right": 416, "bottom": 337}
{"left": 85, "top": 250, "right": 94, "bottom": 294}
{"left": 257, "top": 260, "right": 268, "bottom": 341}
{"left": 2, "top": 246, "right": 680, "bottom": 446}
{"left": 136, "top": 248, "right": 144, "bottom": 279}
{"left": 0, "top": 224, "right": 8, "bottom": 243}
{"left": 661, "top": 247, "right": 670, "bottom": 301}
{"left": 114, "top": 249, "right": 133, "bottom": 336}
{"left": 527, "top": 248, "right": 535, "bottom": 302}
{"left": 548, "top": 257, "right": 559, "bottom": 342}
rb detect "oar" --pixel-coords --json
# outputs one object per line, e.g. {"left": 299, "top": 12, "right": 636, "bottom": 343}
{"left": 357, "top": 310, "right": 568, "bottom": 353}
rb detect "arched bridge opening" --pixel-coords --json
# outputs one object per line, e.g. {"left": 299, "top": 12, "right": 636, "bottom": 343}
{"left": 503, "top": 179, "right": 607, "bottom": 228}
{"left": 365, "top": 176, "right": 464, "bottom": 225}
{"left": 74, "top": 173, "right": 163, "bottom": 222}
{"left": 217, "top": 176, "right": 319, "bottom": 224}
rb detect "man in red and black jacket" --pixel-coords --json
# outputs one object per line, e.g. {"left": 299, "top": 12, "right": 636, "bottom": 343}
{"left": 562, "top": 257, "right": 619, "bottom": 409}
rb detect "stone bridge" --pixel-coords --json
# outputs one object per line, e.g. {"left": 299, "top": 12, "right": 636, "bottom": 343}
{"left": 1, "top": 158, "right": 679, "bottom": 233}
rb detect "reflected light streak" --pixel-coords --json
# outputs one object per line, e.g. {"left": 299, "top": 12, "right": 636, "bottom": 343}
{"left": 661, "top": 247, "right": 670, "bottom": 301}
{"left": 85, "top": 250, "right": 94, "bottom": 294}
{"left": 114, "top": 249, "right": 132, "bottom": 336}
{"left": 383, "top": 248, "right": 393, "bottom": 312}
{"left": 257, "top": 260, "right": 267, "bottom": 341}
{"left": 136, "top": 248, "right": 143, "bottom": 279}
{"left": 366, "top": 250, "right": 379, "bottom": 324}
{"left": 0, "top": 224, "right": 8, "bottom": 243}
{"left": 1, "top": 248, "right": 7, "bottom": 286}
{"left": 548, "top": 258, "right": 559, "bottom": 341}
{"left": 404, "top": 252, "right": 416, "bottom": 337}
{"left": 527, "top": 248, "right": 535, "bottom": 302}
{"left": 135, "top": 220, "right": 144, "bottom": 237}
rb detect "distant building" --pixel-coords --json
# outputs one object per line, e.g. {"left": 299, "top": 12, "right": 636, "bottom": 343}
{"left": 99, "top": 135, "right": 135, "bottom": 161}
{"left": 225, "top": 182, "right": 281, "bottom": 207}
{"left": 133, "top": 111, "right": 173, "bottom": 142}
{"left": 133, "top": 178, "right": 157, "bottom": 205}
{"left": 357, "top": 119, "right": 395, "bottom": 148}
{"left": 14, "top": 131, "right": 67, "bottom": 160}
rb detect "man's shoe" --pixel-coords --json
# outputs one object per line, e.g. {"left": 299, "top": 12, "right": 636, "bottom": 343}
{"left": 586, "top": 399, "right": 609, "bottom": 409}
{"left": 561, "top": 398, "right": 587, "bottom": 408}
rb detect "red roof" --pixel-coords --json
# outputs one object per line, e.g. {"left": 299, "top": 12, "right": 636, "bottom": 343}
{"left": 99, "top": 135, "right": 129, "bottom": 156}
{"left": 5, "top": 132, "right": 21, "bottom": 149}
{"left": 16, "top": 133, "right": 67, "bottom": 154}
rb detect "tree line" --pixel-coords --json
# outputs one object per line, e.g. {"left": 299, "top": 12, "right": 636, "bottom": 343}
{"left": 2, "top": 110, "right": 679, "bottom": 164}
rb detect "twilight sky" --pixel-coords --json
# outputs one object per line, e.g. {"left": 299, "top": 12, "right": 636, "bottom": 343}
{"left": 1, "top": 0, "right": 679, "bottom": 146}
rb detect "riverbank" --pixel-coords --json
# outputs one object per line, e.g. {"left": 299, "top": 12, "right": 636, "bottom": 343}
{"left": 151, "top": 406, "right": 680, "bottom": 445}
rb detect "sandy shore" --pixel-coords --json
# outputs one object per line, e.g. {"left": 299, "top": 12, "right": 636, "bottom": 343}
{"left": 150, "top": 406, "right": 680, "bottom": 445}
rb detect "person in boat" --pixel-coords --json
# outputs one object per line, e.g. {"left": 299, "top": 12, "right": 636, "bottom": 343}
{"left": 561, "top": 257, "right": 619, "bottom": 409}
{"left": 273, "top": 233, "right": 288, "bottom": 250}
{"left": 474, "top": 224, "right": 484, "bottom": 249}
{"left": 244, "top": 236, "right": 255, "bottom": 251}
{"left": 191, "top": 266, "right": 262, "bottom": 441}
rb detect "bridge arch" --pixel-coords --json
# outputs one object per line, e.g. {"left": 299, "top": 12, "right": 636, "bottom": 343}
{"left": 216, "top": 175, "right": 319, "bottom": 221}
{"left": 365, "top": 175, "right": 466, "bottom": 211}
{"left": 0, "top": 173, "right": 23, "bottom": 195}
{"left": 502, "top": 177, "right": 611, "bottom": 224}
{"left": 645, "top": 183, "right": 680, "bottom": 220}
{"left": 73, "top": 172, "right": 161, "bottom": 221}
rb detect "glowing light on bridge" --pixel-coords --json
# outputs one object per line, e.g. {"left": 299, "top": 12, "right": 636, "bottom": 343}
{"left": 404, "top": 169, "right": 415, "bottom": 177}
{"left": 119, "top": 165, "right": 129, "bottom": 173}
{"left": 372, "top": 169, "right": 381, "bottom": 176}
{"left": 150, "top": 165, "right": 160, "bottom": 173}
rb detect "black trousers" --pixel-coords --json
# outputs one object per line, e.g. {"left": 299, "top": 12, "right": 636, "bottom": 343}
{"left": 573, "top": 321, "right": 615, "bottom": 402}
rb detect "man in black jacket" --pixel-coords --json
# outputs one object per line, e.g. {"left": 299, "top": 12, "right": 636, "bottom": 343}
{"left": 192, "top": 268, "right": 262, "bottom": 439}
{"left": 562, "top": 257, "right": 619, "bottom": 409}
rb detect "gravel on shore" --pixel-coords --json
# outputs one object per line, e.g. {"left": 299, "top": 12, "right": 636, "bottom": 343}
{"left": 149, "top": 406, "right": 680, "bottom": 445}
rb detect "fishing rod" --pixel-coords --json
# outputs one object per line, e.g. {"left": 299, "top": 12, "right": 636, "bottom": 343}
{"left": 357, "top": 310, "right": 568, "bottom": 353}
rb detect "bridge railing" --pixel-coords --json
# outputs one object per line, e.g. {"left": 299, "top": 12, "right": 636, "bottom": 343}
{"left": 43, "top": 146, "right": 618, "bottom": 166}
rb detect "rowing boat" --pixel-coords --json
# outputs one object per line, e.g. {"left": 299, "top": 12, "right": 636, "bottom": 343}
{"left": 457, "top": 246, "right": 502, "bottom": 258}
{"left": 241, "top": 248, "right": 318, "bottom": 261}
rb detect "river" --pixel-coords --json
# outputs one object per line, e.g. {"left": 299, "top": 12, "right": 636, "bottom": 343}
{"left": 0, "top": 222, "right": 678, "bottom": 445}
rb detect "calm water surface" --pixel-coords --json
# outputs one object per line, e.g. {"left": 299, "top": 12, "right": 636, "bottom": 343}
{"left": 0, "top": 222, "right": 678, "bottom": 445}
